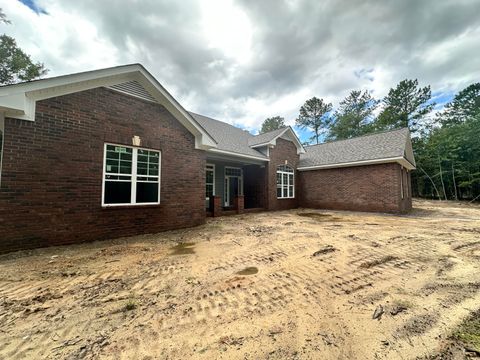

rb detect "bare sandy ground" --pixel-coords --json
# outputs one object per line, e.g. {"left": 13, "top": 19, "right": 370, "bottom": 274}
{"left": 1, "top": 200, "right": 479, "bottom": 359}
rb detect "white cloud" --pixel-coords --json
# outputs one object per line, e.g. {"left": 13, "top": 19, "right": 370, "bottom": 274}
{"left": 1, "top": 0, "right": 479, "bottom": 134}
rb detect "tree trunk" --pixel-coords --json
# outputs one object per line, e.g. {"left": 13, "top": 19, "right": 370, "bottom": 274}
{"left": 451, "top": 162, "right": 458, "bottom": 201}
{"left": 418, "top": 166, "right": 442, "bottom": 200}
{"left": 438, "top": 157, "right": 447, "bottom": 200}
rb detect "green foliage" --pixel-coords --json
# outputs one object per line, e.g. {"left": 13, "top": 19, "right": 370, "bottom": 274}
{"left": 413, "top": 111, "right": 480, "bottom": 200}
{"left": 260, "top": 116, "right": 285, "bottom": 133}
{"left": 328, "top": 90, "right": 379, "bottom": 140}
{"left": 296, "top": 97, "right": 332, "bottom": 144}
{"left": 375, "top": 79, "right": 435, "bottom": 134}
{"left": 439, "top": 83, "right": 480, "bottom": 125}
{"left": 0, "top": 8, "right": 10, "bottom": 24}
{"left": 0, "top": 34, "right": 48, "bottom": 85}
{"left": 451, "top": 309, "right": 480, "bottom": 352}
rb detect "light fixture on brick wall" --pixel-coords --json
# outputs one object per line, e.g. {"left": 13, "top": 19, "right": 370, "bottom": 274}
{"left": 132, "top": 135, "right": 141, "bottom": 146}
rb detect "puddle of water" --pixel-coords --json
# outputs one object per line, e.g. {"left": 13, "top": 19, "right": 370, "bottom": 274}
{"left": 170, "top": 242, "right": 195, "bottom": 255}
{"left": 236, "top": 267, "right": 258, "bottom": 275}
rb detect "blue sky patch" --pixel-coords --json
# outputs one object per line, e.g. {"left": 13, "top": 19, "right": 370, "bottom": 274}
{"left": 18, "top": 0, "right": 48, "bottom": 15}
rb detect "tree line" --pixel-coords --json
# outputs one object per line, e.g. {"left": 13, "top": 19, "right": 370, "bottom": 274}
{"left": 261, "top": 80, "right": 480, "bottom": 202}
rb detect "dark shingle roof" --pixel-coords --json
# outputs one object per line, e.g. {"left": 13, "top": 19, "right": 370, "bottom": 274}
{"left": 189, "top": 112, "right": 268, "bottom": 159}
{"left": 299, "top": 128, "right": 410, "bottom": 168}
{"left": 248, "top": 127, "right": 287, "bottom": 147}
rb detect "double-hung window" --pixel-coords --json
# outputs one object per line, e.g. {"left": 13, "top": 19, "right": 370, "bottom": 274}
{"left": 103, "top": 144, "right": 160, "bottom": 206}
{"left": 277, "top": 165, "right": 294, "bottom": 199}
{"left": 206, "top": 164, "right": 215, "bottom": 205}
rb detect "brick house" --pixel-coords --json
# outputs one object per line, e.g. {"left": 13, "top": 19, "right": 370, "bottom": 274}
{"left": 0, "top": 64, "right": 415, "bottom": 252}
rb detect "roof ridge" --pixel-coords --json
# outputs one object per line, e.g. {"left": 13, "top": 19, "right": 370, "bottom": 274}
{"left": 305, "top": 127, "right": 409, "bottom": 148}
{"left": 188, "top": 111, "right": 253, "bottom": 136}
{"left": 253, "top": 126, "right": 288, "bottom": 137}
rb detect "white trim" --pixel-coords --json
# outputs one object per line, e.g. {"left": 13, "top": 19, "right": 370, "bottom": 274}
{"left": 101, "top": 143, "right": 161, "bottom": 207}
{"left": 0, "top": 114, "right": 4, "bottom": 186}
{"left": 250, "top": 127, "right": 305, "bottom": 154}
{"left": 206, "top": 163, "right": 215, "bottom": 207}
{"left": 276, "top": 165, "right": 295, "bottom": 199}
{"left": 297, "top": 156, "right": 416, "bottom": 171}
{"left": 0, "top": 64, "right": 217, "bottom": 150}
{"left": 208, "top": 148, "right": 269, "bottom": 162}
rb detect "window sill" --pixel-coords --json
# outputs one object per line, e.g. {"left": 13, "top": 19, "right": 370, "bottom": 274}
{"left": 101, "top": 203, "right": 161, "bottom": 210}
{"left": 277, "top": 197, "right": 295, "bottom": 200}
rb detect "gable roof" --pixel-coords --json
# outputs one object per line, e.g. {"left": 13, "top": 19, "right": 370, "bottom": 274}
{"left": 0, "top": 64, "right": 217, "bottom": 150}
{"left": 299, "top": 128, "right": 415, "bottom": 170}
{"left": 248, "top": 127, "right": 305, "bottom": 154}
{"left": 248, "top": 127, "right": 286, "bottom": 147}
{"left": 189, "top": 112, "right": 268, "bottom": 161}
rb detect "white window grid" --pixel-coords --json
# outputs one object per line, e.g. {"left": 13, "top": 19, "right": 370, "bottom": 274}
{"left": 206, "top": 163, "right": 215, "bottom": 200}
{"left": 277, "top": 165, "right": 295, "bottom": 199}
{"left": 102, "top": 143, "right": 161, "bottom": 207}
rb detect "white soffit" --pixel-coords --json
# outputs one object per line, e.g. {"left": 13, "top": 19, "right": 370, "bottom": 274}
{"left": 0, "top": 64, "right": 217, "bottom": 150}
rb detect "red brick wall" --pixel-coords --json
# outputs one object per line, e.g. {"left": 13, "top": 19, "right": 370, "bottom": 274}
{"left": 266, "top": 138, "right": 299, "bottom": 211}
{"left": 0, "top": 87, "right": 206, "bottom": 253}
{"left": 298, "top": 163, "right": 412, "bottom": 213}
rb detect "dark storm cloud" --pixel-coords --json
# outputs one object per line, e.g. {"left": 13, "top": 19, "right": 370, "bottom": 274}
{"left": 4, "top": 0, "right": 480, "bottom": 127}
{"left": 236, "top": 0, "right": 480, "bottom": 95}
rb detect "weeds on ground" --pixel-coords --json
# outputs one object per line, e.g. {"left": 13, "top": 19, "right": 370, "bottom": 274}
{"left": 451, "top": 310, "right": 480, "bottom": 351}
{"left": 123, "top": 294, "right": 137, "bottom": 312}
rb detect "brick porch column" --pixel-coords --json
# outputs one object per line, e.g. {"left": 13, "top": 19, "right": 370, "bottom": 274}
{"left": 234, "top": 195, "right": 244, "bottom": 214}
{"left": 212, "top": 195, "right": 222, "bottom": 217}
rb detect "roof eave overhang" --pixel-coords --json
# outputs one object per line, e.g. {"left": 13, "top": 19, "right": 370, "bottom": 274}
{"left": 297, "top": 156, "right": 416, "bottom": 171}
{"left": 207, "top": 148, "right": 269, "bottom": 162}
{"left": 0, "top": 64, "right": 217, "bottom": 150}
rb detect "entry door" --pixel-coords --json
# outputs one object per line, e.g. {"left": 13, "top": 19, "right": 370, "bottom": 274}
{"left": 224, "top": 167, "right": 243, "bottom": 207}
{"left": 225, "top": 176, "right": 240, "bottom": 206}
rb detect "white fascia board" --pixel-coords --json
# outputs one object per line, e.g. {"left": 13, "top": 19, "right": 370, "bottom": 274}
{"left": 298, "top": 156, "right": 416, "bottom": 171}
{"left": 208, "top": 148, "right": 269, "bottom": 162}
{"left": 285, "top": 126, "right": 306, "bottom": 154}
{"left": 135, "top": 69, "right": 217, "bottom": 150}
{"left": 250, "top": 127, "right": 305, "bottom": 155}
{"left": 251, "top": 128, "right": 290, "bottom": 148}
{"left": 0, "top": 93, "right": 26, "bottom": 114}
{"left": 0, "top": 64, "right": 217, "bottom": 150}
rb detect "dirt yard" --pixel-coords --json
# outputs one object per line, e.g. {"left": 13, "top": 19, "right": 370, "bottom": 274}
{"left": 1, "top": 200, "right": 479, "bottom": 359}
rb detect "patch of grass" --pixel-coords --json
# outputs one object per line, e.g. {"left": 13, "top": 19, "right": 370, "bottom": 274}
{"left": 123, "top": 294, "right": 137, "bottom": 312}
{"left": 392, "top": 298, "right": 414, "bottom": 309}
{"left": 451, "top": 310, "right": 480, "bottom": 351}
{"left": 359, "top": 255, "right": 399, "bottom": 269}
{"left": 236, "top": 267, "right": 258, "bottom": 275}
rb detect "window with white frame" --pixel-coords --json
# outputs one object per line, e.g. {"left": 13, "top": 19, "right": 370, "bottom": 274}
{"left": 103, "top": 144, "right": 160, "bottom": 206}
{"left": 277, "top": 165, "right": 294, "bottom": 199}
{"left": 206, "top": 164, "right": 215, "bottom": 200}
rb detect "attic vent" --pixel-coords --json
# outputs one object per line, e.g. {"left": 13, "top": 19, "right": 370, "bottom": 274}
{"left": 108, "top": 81, "right": 157, "bottom": 103}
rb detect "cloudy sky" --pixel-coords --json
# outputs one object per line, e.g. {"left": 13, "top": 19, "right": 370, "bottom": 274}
{"left": 1, "top": 0, "right": 480, "bottom": 137}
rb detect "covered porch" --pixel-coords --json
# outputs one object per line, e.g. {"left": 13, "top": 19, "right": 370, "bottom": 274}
{"left": 205, "top": 154, "right": 267, "bottom": 217}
